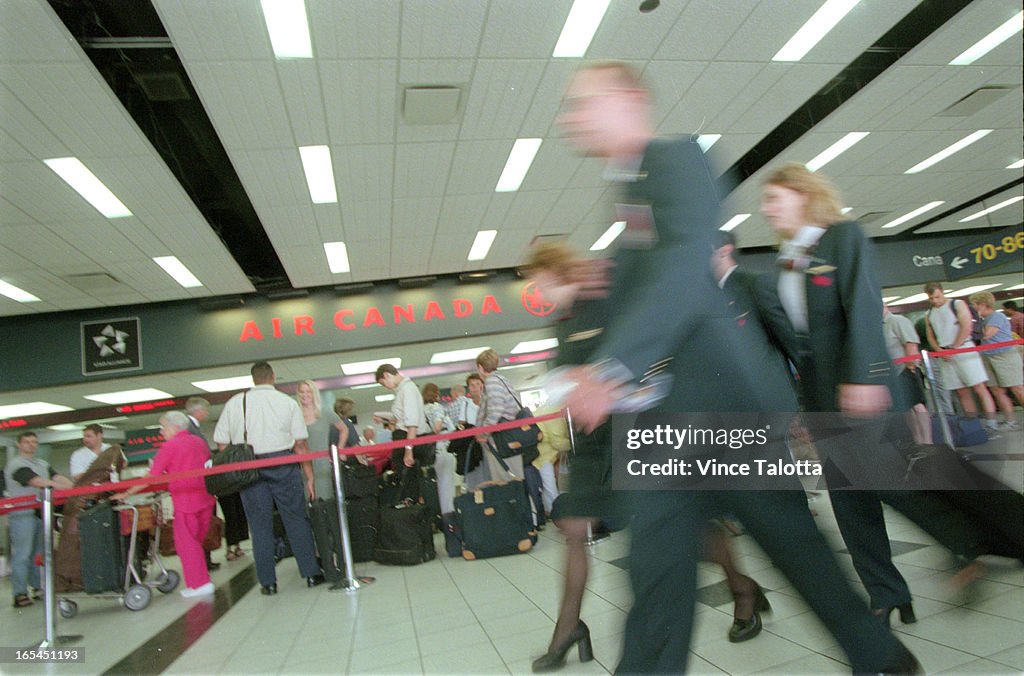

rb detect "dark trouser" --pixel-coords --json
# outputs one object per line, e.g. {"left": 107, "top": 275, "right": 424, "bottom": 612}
{"left": 240, "top": 451, "right": 320, "bottom": 586}
{"left": 827, "top": 478, "right": 987, "bottom": 608}
{"left": 218, "top": 492, "right": 249, "bottom": 547}
{"left": 617, "top": 487, "right": 906, "bottom": 674}
{"left": 523, "top": 463, "right": 546, "bottom": 526}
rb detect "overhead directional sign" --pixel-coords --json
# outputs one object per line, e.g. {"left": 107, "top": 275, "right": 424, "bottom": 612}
{"left": 943, "top": 224, "right": 1024, "bottom": 281}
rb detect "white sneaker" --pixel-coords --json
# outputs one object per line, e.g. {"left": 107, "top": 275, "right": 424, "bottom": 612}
{"left": 999, "top": 420, "right": 1020, "bottom": 431}
{"left": 180, "top": 582, "right": 215, "bottom": 598}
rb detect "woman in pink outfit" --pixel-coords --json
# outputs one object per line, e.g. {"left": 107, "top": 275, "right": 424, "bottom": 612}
{"left": 114, "top": 410, "right": 216, "bottom": 597}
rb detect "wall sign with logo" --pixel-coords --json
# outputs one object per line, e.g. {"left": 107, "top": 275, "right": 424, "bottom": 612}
{"left": 81, "top": 317, "right": 142, "bottom": 376}
{"left": 123, "top": 428, "right": 165, "bottom": 465}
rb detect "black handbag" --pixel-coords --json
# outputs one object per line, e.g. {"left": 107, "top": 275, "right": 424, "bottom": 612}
{"left": 204, "top": 393, "right": 261, "bottom": 496}
{"left": 490, "top": 377, "right": 543, "bottom": 459}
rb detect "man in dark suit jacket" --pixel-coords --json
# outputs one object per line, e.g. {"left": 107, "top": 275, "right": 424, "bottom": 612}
{"left": 558, "top": 62, "right": 918, "bottom": 674}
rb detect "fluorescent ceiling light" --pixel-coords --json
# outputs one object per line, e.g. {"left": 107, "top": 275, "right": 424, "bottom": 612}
{"left": 430, "top": 347, "right": 490, "bottom": 365}
{"left": 191, "top": 376, "right": 254, "bottom": 393}
{"left": 341, "top": 358, "right": 401, "bottom": 376}
{"left": 1007, "top": 159, "right": 1024, "bottom": 169}
{"left": 299, "top": 145, "right": 337, "bottom": 203}
{"left": 511, "top": 338, "right": 559, "bottom": 354}
{"left": 880, "top": 201, "right": 945, "bottom": 229}
{"left": 0, "top": 402, "right": 73, "bottom": 418}
{"left": 350, "top": 383, "right": 381, "bottom": 390}
{"left": 959, "top": 196, "right": 1024, "bottom": 222}
{"left": 772, "top": 0, "right": 861, "bottom": 62}
{"left": 43, "top": 157, "right": 132, "bottom": 218}
{"left": 840, "top": 207, "right": 853, "bottom": 215}
{"left": 905, "top": 130, "right": 992, "bottom": 174}
{"left": 84, "top": 388, "right": 174, "bottom": 405}
{"left": 260, "top": 0, "right": 312, "bottom": 58}
{"left": 495, "top": 138, "right": 542, "bottom": 192}
{"left": 499, "top": 362, "right": 539, "bottom": 371}
{"left": 947, "top": 284, "right": 1002, "bottom": 298}
{"left": 153, "top": 256, "right": 203, "bottom": 288}
{"left": 468, "top": 230, "right": 497, "bottom": 261}
{"left": 949, "top": 11, "right": 1023, "bottom": 65}
{"left": 888, "top": 293, "right": 929, "bottom": 306}
{"left": 591, "top": 221, "right": 626, "bottom": 251}
{"left": 806, "top": 132, "right": 869, "bottom": 171}
{"left": 882, "top": 296, "right": 901, "bottom": 304}
{"left": 0, "top": 280, "right": 40, "bottom": 303}
{"left": 48, "top": 424, "right": 85, "bottom": 432}
{"left": 375, "top": 394, "right": 395, "bottom": 403}
{"left": 1005, "top": 283, "right": 1024, "bottom": 291}
{"left": 323, "top": 241, "right": 350, "bottom": 274}
{"left": 552, "top": 0, "right": 611, "bottom": 58}
{"left": 696, "top": 134, "right": 721, "bottom": 152}
{"left": 720, "top": 214, "right": 751, "bottom": 232}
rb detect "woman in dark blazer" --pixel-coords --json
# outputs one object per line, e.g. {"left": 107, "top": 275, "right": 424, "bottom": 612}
{"left": 762, "top": 162, "right": 987, "bottom": 624}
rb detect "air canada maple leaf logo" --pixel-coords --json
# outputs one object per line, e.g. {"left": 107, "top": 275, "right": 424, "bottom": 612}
{"left": 521, "top": 282, "right": 556, "bottom": 317}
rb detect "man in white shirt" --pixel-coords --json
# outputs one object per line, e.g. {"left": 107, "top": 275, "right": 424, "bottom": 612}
{"left": 69, "top": 424, "right": 111, "bottom": 481}
{"left": 923, "top": 282, "right": 998, "bottom": 431}
{"left": 375, "top": 364, "right": 433, "bottom": 469}
{"left": 213, "top": 361, "right": 323, "bottom": 595}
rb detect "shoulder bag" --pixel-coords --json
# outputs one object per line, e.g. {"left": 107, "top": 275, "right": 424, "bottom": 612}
{"left": 204, "top": 393, "right": 261, "bottom": 496}
{"left": 490, "top": 376, "right": 543, "bottom": 460}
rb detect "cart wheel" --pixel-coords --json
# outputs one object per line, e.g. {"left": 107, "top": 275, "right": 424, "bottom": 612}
{"left": 124, "top": 584, "right": 152, "bottom": 611}
{"left": 156, "top": 570, "right": 180, "bottom": 594}
{"left": 58, "top": 599, "right": 78, "bottom": 619}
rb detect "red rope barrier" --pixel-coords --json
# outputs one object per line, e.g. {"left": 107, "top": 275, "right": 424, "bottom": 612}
{"left": 892, "top": 338, "right": 1023, "bottom": 365}
{"left": 0, "top": 410, "right": 564, "bottom": 515}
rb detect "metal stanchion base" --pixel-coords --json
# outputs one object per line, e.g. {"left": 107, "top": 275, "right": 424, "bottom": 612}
{"left": 328, "top": 576, "right": 375, "bottom": 593}
{"left": 38, "top": 635, "right": 83, "bottom": 647}
{"left": 584, "top": 532, "right": 610, "bottom": 547}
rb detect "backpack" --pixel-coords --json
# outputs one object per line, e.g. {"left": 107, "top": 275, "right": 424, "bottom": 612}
{"left": 950, "top": 298, "right": 985, "bottom": 345}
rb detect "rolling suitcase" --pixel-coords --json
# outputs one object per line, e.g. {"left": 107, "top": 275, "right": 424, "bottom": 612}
{"left": 454, "top": 480, "right": 536, "bottom": 560}
{"left": 307, "top": 498, "right": 344, "bottom": 582}
{"left": 374, "top": 503, "right": 435, "bottom": 566}
{"left": 79, "top": 501, "right": 124, "bottom": 593}
{"left": 418, "top": 466, "right": 442, "bottom": 530}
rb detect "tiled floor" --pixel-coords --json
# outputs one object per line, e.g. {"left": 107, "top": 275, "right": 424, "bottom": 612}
{"left": 2, "top": 433, "right": 1022, "bottom": 674}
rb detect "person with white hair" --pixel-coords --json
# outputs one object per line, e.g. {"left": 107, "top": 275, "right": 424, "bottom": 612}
{"left": 113, "top": 410, "right": 216, "bottom": 597}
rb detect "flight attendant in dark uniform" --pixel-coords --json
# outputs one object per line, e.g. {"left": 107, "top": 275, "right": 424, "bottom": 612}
{"left": 557, "top": 62, "right": 919, "bottom": 674}
{"left": 763, "top": 161, "right": 987, "bottom": 625}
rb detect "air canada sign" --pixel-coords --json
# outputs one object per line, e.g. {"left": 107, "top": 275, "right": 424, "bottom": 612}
{"left": 238, "top": 295, "right": 508, "bottom": 342}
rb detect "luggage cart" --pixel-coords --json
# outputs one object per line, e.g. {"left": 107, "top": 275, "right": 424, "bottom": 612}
{"left": 57, "top": 496, "right": 180, "bottom": 617}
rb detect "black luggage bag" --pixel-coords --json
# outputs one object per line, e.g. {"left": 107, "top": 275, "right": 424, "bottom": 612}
{"left": 374, "top": 503, "right": 436, "bottom": 566}
{"left": 307, "top": 498, "right": 344, "bottom": 582}
{"left": 346, "top": 496, "right": 379, "bottom": 563}
{"left": 342, "top": 463, "right": 378, "bottom": 500}
{"left": 418, "top": 466, "right": 441, "bottom": 530}
{"left": 79, "top": 501, "right": 125, "bottom": 594}
{"left": 454, "top": 480, "right": 536, "bottom": 560}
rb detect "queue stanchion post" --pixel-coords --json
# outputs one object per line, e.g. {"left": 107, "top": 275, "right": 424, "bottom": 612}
{"left": 38, "top": 487, "right": 82, "bottom": 648}
{"left": 921, "top": 350, "right": 956, "bottom": 449}
{"left": 328, "top": 444, "right": 374, "bottom": 593}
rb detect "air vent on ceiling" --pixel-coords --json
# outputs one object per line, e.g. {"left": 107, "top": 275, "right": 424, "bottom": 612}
{"left": 529, "top": 234, "right": 568, "bottom": 245}
{"left": 856, "top": 211, "right": 893, "bottom": 226}
{"left": 133, "top": 72, "right": 191, "bottom": 102}
{"left": 402, "top": 86, "right": 462, "bottom": 125}
{"left": 937, "top": 86, "right": 1013, "bottom": 117}
{"left": 61, "top": 272, "right": 124, "bottom": 291}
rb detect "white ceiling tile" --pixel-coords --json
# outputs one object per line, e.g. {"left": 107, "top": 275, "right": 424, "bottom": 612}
{"left": 460, "top": 60, "right": 549, "bottom": 139}
{"left": 400, "top": 1, "right": 488, "bottom": 59}
{"left": 501, "top": 191, "right": 561, "bottom": 231}
{"left": 393, "top": 143, "right": 456, "bottom": 198}
{"left": 392, "top": 197, "right": 443, "bottom": 241}
{"left": 277, "top": 60, "right": 329, "bottom": 146}
{"left": 155, "top": 0, "right": 271, "bottom": 61}
{"left": 653, "top": 0, "right": 758, "bottom": 60}
{"left": 477, "top": 0, "right": 569, "bottom": 58}
{"left": 345, "top": 238, "right": 391, "bottom": 281}
{"left": 447, "top": 140, "right": 512, "bottom": 195}
{"left": 343, "top": 200, "right": 392, "bottom": 241}
{"left": 390, "top": 236, "right": 434, "bottom": 276}
{"left": 310, "top": 0, "right": 400, "bottom": 60}
{"left": 901, "top": 1, "right": 1024, "bottom": 67}
{"left": 658, "top": 62, "right": 766, "bottom": 135}
{"left": 320, "top": 60, "right": 398, "bottom": 145}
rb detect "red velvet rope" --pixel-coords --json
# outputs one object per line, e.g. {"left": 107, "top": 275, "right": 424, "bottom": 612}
{"left": 892, "top": 338, "right": 1023, "bottom": 364}
{"left": 0, "top": 410, "right": 563, "bottom": 515}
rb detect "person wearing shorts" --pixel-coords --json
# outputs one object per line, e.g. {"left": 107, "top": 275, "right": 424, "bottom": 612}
{"left": 970, "top": 291, "right": 1023, "bottom": 431}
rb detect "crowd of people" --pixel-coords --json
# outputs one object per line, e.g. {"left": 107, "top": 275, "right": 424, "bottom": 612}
{"left": 3, "top": 59, "right": 1021, "bottom": 675}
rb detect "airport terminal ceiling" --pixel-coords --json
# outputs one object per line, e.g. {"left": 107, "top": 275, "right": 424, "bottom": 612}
{"left": 0, "top": 1, "right": 1021, "bottom": 435}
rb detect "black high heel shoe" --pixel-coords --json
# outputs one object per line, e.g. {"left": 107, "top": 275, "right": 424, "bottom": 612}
{"left": 728, "top": 584, "right": 772, "bottom": 643}
{"left": 873, "top": 602, "right": 917, "bottom": 626}
{"left": 531, "top": 620, "right": 593, "bottom": 673}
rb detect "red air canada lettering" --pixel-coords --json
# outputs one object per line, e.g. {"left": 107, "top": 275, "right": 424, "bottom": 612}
{"left": 238, "top": 296, "right": 504, "bottom": 342}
